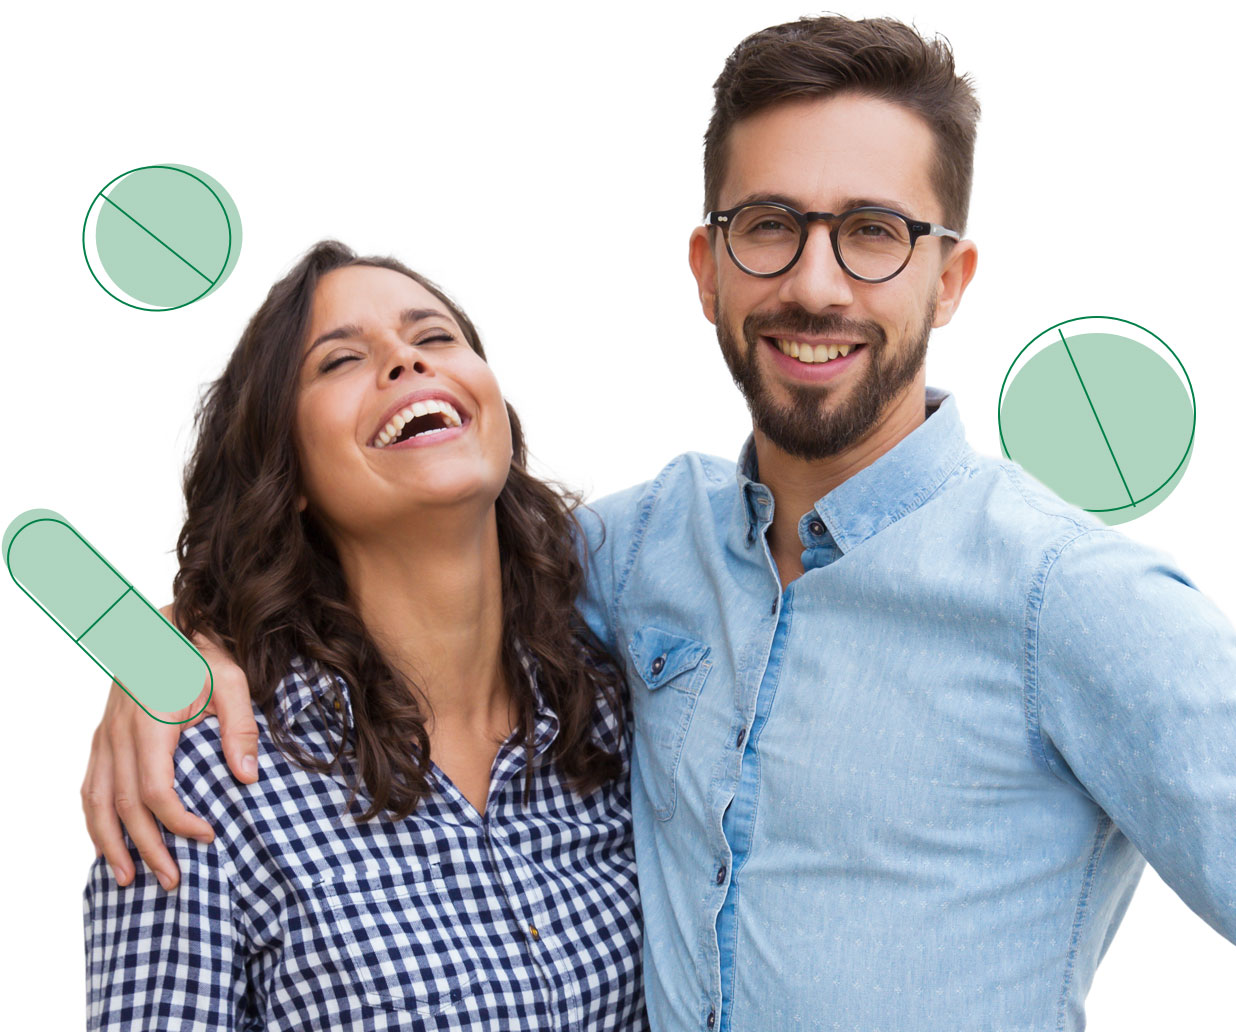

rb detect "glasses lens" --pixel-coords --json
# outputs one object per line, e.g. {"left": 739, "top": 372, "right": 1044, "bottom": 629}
{"left": 837, "top": 210, "right": 912, "bottom": 280}
{"left": 726, "top": 205, "right": 801, "bottom": 274}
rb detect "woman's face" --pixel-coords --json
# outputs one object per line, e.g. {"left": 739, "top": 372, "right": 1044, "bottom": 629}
{"left": 295, "top": 265, "right": 512, "bottom": 539}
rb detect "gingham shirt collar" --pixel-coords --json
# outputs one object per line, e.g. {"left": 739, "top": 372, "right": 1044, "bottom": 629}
{"left": 277, "top": 645, "right": 561, "bottom": 755}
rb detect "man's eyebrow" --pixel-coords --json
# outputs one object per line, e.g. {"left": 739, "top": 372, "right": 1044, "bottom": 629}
{"left": 836, "top": 196, "right": 914, "bottom": 216}
{"left": 724, "top": 193, "right": 914, "bottom": 216}
{"left": 306, "top": 307, "right": 449, "bottom": 357}
{"left": 726, "top": 192, "right": 804, "bottom": 211}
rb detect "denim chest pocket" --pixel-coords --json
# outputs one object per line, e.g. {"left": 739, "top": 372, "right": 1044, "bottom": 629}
{"left": 627, "top": 625, "right": 711, "bottom": 820}
{"left": 304, "top": 862, "right": 479, "bottom": 1018}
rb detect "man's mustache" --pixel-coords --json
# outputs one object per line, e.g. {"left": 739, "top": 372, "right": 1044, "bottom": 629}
{"left": 743, "top": 311, "right": 886, "bottom": 347}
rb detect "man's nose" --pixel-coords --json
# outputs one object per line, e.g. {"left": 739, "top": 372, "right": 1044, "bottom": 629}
{"left": 777, "top": 224, "right": 854, "bottom": 312}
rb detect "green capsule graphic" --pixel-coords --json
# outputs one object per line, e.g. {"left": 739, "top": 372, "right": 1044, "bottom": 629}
{"left": 4, "top": 509, "right": 212, "bottom": 723}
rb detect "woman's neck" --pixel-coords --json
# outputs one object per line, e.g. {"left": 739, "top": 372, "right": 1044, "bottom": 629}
{"left": 332, "top": 506, "right": 509, "bottom": 734}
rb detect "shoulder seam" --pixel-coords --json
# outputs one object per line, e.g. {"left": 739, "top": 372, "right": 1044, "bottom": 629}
{"left": 213, "top": 831, "right": 255, "bottom": 950}
{"left": 1023, "top": 526, "right": 1111, "bottom": 782}
{"left": 999, "top": 462, "right": 1096, "bottom": 533}
{"left": 171, "top": 718, "right": 269, "bottom": 949}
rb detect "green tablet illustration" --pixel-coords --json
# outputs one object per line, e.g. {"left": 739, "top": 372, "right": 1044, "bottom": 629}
{"left": 997, "top": 317, "right": 1194, "bottom": 526}
{"left": 4, "top": 509, "right": 212, "bottom": 723}
{"left": 82, "top": 164, "right": 241, "bottom": 311}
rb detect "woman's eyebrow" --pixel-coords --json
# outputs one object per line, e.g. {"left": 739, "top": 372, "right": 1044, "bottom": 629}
{"left": 306, "top": 308, "right": 449, "bottom": 358}
{"left": 308, "top": 323, "right": 363, "bottom": 355}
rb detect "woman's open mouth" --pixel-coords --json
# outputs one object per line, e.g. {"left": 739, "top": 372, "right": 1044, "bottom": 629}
{"left": 370, "top": 397, "right": 466, "bottom": 449}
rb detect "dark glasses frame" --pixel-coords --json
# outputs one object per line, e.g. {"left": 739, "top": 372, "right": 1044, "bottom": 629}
{"left": 704, "top": 202, "right": 960, "bottom": 283}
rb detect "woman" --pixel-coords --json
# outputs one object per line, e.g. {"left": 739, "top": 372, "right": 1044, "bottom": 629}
{"left": 84, "top": 242, "right": 646, "bottom": 1030}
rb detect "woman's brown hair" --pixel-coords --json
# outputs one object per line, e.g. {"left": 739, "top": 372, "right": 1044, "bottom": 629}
{"left": 172, "top": 240, "right": 623, "bottom": 819}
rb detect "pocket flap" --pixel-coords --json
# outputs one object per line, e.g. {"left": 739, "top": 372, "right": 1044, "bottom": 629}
{"left": 628, "top": 625, "right": 709, "bottom": 689}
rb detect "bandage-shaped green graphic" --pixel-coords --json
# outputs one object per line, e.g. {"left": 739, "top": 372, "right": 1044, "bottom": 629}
{"left": 4, "top": 509, "right": 212, "bottom": 723}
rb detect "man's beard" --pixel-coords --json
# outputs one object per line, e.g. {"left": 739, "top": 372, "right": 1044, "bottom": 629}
{"left": 716, "top": 299, "right": 935, "bottom": 461}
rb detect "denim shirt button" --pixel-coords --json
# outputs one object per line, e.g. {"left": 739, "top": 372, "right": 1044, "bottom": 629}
{"left": 707, "top": 1009, "right": 716, "bottom": 1028}
{"left": 716, "top": 865, "right": 727, "bottom": 885}
{"left": 735, "top": 727, "right": 746, "bottom": 748}
{"left": 808, "top": 518, "right": 826, "bottom": 537}
{"left": 650, "top": 655, "right": 666, "bottom": 676}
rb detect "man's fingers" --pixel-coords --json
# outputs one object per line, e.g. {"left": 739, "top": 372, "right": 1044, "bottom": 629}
{"left": 81, "top": 725, "right": 133, "bottom": 886}
{"left": 193, "top": 635, "right": 258, "bottom": 784}
{"left": 158, "top": 605, "right": 256, "bottom": 783}
{"left": 133, "top": 715, "right": 214, "bottom": 845}
{"left": 216, "top": 689, "right": 260, "bottom": 784}
{"left": 112, "top": 725, "right": 182, "bottom": 891}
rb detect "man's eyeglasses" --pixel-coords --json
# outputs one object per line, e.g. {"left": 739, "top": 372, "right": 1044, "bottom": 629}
{"left": 704, "top": 202, "right": 960, "bottom": 283}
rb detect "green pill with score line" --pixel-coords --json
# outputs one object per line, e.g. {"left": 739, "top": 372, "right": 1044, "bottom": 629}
{"left": 4, "top": 509, "right": 212, "bottom": 723}
{"left": 82, "top": 163, "right": 241, "bottom": 311}
{"left": 997, "top": 316, "right": 1195, "bottom": 526}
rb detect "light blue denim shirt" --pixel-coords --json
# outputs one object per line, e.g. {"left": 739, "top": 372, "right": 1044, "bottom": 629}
{"left": 577, "top": 388, "right": 1236, "bottom": 1032}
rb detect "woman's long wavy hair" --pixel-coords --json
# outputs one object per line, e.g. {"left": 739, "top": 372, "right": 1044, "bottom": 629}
{"left": 173, "top": 241, "right": 624, "bottom": 819}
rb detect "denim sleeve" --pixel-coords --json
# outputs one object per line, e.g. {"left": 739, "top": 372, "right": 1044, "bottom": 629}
{"left": 576, "top": 482, "right": 652, "bottom": 654}
{"left": 1033, "top": 528, "right": 1236, "bottom": 943}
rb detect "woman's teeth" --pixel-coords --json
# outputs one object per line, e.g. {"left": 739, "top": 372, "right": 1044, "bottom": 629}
{"left": 373, "top": 399, "right": 462, "bottom": 448}
{"left": 773, "top": 338, "right": 858, "bottom": 364}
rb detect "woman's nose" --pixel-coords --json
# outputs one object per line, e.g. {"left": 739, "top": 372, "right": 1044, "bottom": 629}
{"left": 386, "top": 360, "right": 429, "bottom": 381}
{"left": 383, "top": 344, "right": 432, "bottom": 382}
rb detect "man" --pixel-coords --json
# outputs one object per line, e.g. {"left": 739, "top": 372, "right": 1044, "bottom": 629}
{"left": 83, "top": 15, "right": 1235, "bottom": 1030}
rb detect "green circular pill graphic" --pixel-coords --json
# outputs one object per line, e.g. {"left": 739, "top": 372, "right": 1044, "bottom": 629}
{"left": 82, "top": 164, "right": 241, "bottom": 311}
{"left": 997, "top": 317, "right": 1194, "bottom": 526}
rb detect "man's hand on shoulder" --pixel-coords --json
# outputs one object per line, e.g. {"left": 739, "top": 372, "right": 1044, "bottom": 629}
{"left": 81, "top": 615, "right": 257, "bottom": 890}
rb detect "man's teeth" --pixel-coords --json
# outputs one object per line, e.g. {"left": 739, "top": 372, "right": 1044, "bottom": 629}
{"left": 773, "top": 339, "right": 857, "bottom": 364}
{"left": 373, "top": 399, "right": 462, "bottom": 448}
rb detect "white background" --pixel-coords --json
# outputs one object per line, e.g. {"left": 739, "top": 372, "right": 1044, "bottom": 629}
{"left": 2, "top": 0, "right": 1232, "bottom": 1026}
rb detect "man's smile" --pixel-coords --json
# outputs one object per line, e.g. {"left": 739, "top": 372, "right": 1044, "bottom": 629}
{"left": 767, "top": 335, "right": 861, "bottom": 362}
{"left": 760, "top": 335, "right": 867, "bottom": 382}
{"left": 754, "top": 323, "right": 874, "bottom": 384}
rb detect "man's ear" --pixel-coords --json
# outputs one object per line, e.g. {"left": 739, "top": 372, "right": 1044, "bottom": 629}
{"left": 932, "top": 238, "right": 978, "bottom": 328}
{"left": 688, "top": 226, "right": 720, "bottom": 326}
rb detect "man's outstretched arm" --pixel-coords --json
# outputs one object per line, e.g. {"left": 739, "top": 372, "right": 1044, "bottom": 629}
{"left": 1034, "top": 528, "right": 1236, "bottom": 942}
{"left": 81, "top": 629, "right": 258, "bottom": 889}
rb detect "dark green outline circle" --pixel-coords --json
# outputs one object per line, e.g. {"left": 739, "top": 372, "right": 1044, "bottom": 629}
{"left": 81, "top": 164, "right": 234, "bottom": 312}
{"left": 997, "top": 315, "right": 1196, "bottom": 514}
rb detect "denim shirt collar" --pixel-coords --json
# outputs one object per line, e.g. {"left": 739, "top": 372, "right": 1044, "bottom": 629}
{"left": 736, "top": 387, "right": 972, "bottom": 555}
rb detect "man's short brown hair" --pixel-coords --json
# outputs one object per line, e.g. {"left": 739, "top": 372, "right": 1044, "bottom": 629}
{"left": 704, "top": 15, "right": 980, "bottom": 233}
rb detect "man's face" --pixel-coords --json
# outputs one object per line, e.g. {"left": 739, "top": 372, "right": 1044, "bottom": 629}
{"left": 689, "top": 93, "right": 976, "bottom": 462}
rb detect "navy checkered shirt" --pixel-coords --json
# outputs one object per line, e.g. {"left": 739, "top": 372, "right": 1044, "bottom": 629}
{"left": 84, "top": 654, "right": 647, "bottom": 1030}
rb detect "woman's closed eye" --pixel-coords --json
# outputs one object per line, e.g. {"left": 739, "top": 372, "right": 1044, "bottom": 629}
{"left": 320, "top": 332, "right": 455, "bottom": 374}
{"left": 414, "top": 331, "right": 456, "bottom": 347}
{"left": 322, "top": 353, "right": 361, "bottom": 373}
